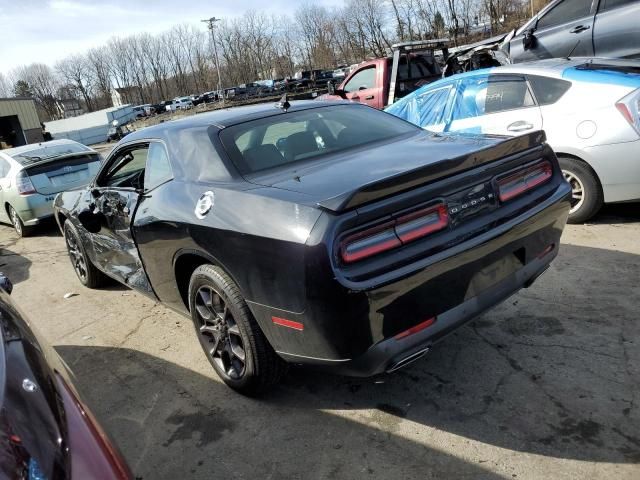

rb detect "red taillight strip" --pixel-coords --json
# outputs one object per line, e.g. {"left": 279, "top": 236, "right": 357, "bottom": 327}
{"left": 395, "top": 317, "right": 436, "bottom": 339}
{"left": 272, "top": 316, "right": 304, "bottom": 331}
{"left": 340, "top": 202, "right": 448, "bottom": 264}
{"left": 497, "top": 160, "right": 552, "bottom": 202}
{"left": 395, "top": 204, "right": 449, "bottom": 243}
{"left": 340, "top": 227, "right": 401, "bottom": 264}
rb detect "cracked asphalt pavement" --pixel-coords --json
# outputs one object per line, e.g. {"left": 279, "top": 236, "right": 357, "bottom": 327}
{"left": 0, "top": 204, "right": 638, "bottom": 479}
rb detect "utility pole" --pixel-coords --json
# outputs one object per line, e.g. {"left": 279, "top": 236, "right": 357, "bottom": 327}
{"left": 202, "top": 16, "right": 224, "bottom": 105}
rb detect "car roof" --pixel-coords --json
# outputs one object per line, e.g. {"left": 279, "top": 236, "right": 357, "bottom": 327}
{"left": 0, "top": 139, "right": 94, "bottom": 158}
{"left": 429, "top": 57, "right": 640, "bottom": 84}
{"left": 124, "top": 100, "right": 349, "bottom": 142}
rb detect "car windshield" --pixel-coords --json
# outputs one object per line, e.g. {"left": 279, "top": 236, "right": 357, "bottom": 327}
{"left": 13, "top": 143, "right": 92, "bottom": 165}
{"left": 219, "top": 104, "right": 418, "bottom": 175}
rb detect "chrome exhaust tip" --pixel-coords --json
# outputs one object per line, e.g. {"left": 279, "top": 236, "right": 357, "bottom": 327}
{"left": 386, "top": 347, "right": 430, "bottom": 373}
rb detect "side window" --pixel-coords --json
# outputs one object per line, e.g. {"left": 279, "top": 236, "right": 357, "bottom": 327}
{"left": 0, "top": 158, "right": 11, "bottom": 177}
{"left": 343, "top": 67, "right": 376, "bottom": 93}
{"left": 98, "top": 146, "right": 148, "bottom": 189}
{"left": 451, "top": 76, "right": 534, "bottom": 120}
{"left": 527, "top": 75, "right": 572, "bottom": 105}
{"left": 537, "top": 0, "right": 594, "bottom": 29}
{"left": 483, "top": 77, "right": 535, "bottom": 113}
{"left": 144, "top": 143, "right": 173, "bottom": 191}
{"left": 412, "top": 86, "right": 452, "bottom": 127}
{"left": 600, "top": 0, "right": 634, "bottom": 10}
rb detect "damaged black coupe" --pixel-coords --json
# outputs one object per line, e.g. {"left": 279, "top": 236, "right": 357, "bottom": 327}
{"left": 54, "top": 101, "right": 571, "bottom": 394}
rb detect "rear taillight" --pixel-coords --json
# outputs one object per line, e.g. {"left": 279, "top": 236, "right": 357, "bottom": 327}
{"left": 616, "top": 89, "right": 640, "bottom": 135}
{"left": 16, "top": 171, "right": 36, "bottom": 195}
{"left": 56, "top": 374, "right": 132, "bottom": 480}
{"left": 496, "top": 160, "right": 553, "bottom": 203}
{"left": 340, "top": 203, "right": 448, "bottom": 264}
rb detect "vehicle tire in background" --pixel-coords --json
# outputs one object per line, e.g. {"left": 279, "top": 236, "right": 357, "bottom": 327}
{"left": 8, "top": 205, "right": 33, "bottom": 237}
{"left": 188, "top": 264, "right": 287, "bottom": 395}
{"left": 558, "top": 156, "right": 603, "bottom": 224}
{"left": 63, "top": 221, "right": 107, "bottom": 288}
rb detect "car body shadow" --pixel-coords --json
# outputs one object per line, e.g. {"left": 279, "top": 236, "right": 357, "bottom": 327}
{"left": 0, "top": 247, "right": 31, "bottom": 285}
{"left": 588, "top": 202, "right": 640, "bottom": 225}
{"left": 56, "top": 345, "right": 504, "bottom": 480}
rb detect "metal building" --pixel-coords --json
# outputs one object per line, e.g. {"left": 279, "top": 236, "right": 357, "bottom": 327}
{"left": 0, "top": 97, "right": 44, "bottom": 149}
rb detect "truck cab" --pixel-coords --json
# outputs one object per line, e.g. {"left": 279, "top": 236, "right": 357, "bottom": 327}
{"left": 322, "top": 40, "right": 449, "bottom": 109}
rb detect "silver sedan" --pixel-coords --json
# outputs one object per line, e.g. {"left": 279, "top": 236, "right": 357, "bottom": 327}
{"left": 386, "top": 58, "right": 640, "bottom": 222}
{"left": 0, "top": 139, "right": 102, "bottom": 236}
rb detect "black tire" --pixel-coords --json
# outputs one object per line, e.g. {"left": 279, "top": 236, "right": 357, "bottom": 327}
{"left": 188, "top": 264, "right": 287, "bottom": 395}
{"left": 8, "top": 205, "right": 33, "bottom": 237}
{"left": 558, "top": 156, "right": 603, "bottom": 224}
{"left": 63, "top": 221, "right": 107, "bottom": 288}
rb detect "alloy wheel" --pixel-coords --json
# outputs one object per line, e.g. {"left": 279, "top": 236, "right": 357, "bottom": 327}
{"left": 10, "top": 208, "right": 22, "bottom": 236}
{"left": 562, "top": 170, "right": 585, "bottom": 214}
{"left": 65, "top": 230, "right": 87, "bottom": 281}
{"left": 194, "top": 285, "right": 246, "bottom": 380}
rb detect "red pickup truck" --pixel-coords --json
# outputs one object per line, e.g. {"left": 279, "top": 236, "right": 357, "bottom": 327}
{"left": 320, "top": 40, "right": 449, "bottom": 109}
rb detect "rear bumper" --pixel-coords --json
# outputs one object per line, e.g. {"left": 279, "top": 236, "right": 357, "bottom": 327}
{"left": 583, "top": 139, "right": 640, "bottom": 203}
{"left": 283, "top": 254, "right": 553, "bottom": 377}
{"left": 249, "top": 181, "right": 571, "bottom": 376}
{"left": 10, "top": 194, "right": 56, "bottom": 225}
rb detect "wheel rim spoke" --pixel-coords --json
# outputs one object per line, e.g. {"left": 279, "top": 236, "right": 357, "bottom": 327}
{"left": 194, "top": 284, "right": 247, "bottom": 380}
{"left": 562, "top": 169, "right": 585, "bottom": 214}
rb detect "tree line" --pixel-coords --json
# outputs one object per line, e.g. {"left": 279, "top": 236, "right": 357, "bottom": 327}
{"left": 0, "top": 0, "right": 548, "bottom": 121}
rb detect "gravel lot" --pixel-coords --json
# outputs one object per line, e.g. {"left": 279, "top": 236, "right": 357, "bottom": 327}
{"left": 1, "top": 205, "right": 638, "bottom": 480}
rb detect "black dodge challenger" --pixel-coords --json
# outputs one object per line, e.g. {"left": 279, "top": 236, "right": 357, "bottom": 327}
{"left": 54, "top": 100, "right": 571, "bottom": 394}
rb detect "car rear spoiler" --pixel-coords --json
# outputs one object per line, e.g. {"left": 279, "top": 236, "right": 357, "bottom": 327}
{"left": 317, "top": 130, "right": 547, "bottom": 212}
{"left": 22, "top": 151, "right": 100, "bottom": 172}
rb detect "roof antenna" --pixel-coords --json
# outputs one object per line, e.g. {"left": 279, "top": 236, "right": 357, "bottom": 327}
{"left": 276, "top": 93, "right": 290, "bottom": 112}
{"left": 565, "top": 40, "right": 580, "bottom": 60}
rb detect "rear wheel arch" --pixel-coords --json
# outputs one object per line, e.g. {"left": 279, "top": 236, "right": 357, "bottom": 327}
{"left": 173, "top": 250, "right": 244, "bottom": 312}
{"left": 56, "top": 211, "right": 68, "bottom": 230}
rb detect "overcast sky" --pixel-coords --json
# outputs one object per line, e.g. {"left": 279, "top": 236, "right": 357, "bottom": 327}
{"left": 0, "top": 0, "right": 343, "bottom": 76}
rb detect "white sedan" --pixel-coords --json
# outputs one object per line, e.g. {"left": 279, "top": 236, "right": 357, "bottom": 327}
{"left": 386, "top": 58, "right": 640, "bottom": 222}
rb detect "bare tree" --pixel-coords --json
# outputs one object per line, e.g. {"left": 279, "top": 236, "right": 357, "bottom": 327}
{"left": 10, "top": 64, "right": 60, "bottom": 119}
{"left": 55, "top": 54, "right": 95, "bottom": 111}
{"left": 0, "top": 73, "right": 11, "bottom": 97}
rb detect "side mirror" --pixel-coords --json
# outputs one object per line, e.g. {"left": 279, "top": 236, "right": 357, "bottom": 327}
{"left": 328, "top": 81, "right": 335, "bottom": 95}
{"left": 0, "top": 273, "right": 13, "bottom": 295}
{"left": 523, "top": 28, "right": 537, "bottom": 50}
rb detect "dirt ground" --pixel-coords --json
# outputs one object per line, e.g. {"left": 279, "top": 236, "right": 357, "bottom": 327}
{"left": 1, "top": 204, "right": 638, "bottom": 480}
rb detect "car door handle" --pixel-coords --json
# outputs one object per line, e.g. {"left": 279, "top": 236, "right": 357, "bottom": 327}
{"left": 365, "top": 95, "right": 374, "bottom": 100}
{"left": 570, "top": 25, "right": 590, "bottom": 33}
{"left": 507, "top": 121, "right": 534, "bottom": 132}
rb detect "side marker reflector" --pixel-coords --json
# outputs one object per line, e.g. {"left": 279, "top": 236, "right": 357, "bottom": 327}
{"left": 272, "top": 317, "right": 304, "bottom": 331}
{"left": 395, "top": 317, "right": 436, "bottom": 340}
{"left": 537, "top": 243, "right": 555, "bottom": 259}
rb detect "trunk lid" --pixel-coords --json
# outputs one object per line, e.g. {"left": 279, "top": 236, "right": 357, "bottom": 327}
{"left": 23, "top": 152, "right": 102, "bottom": 195}
{"left": 246, "top": 130, "right": 546, "bottom": 212}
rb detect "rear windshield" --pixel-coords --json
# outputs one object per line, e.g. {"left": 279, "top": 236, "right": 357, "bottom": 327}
{"left": 219, "top": 105, "right": 418, "bottom": 174}
{"left": 14, "top": 143, "right": 92, "bottom": 166}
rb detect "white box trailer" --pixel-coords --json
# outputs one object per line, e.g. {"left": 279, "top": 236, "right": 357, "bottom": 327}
{"left": 45, "top": 105, "right": 135, "bottom": 145}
